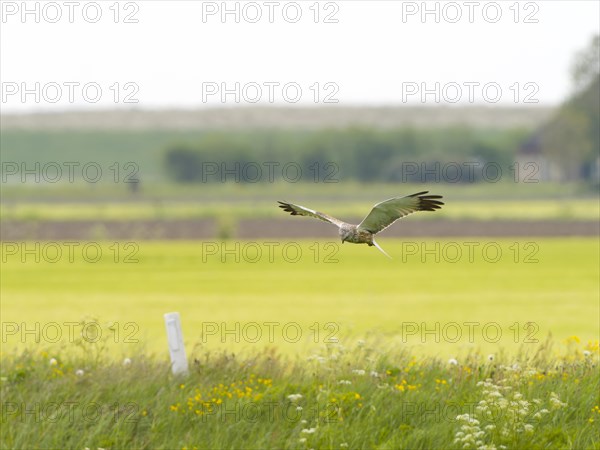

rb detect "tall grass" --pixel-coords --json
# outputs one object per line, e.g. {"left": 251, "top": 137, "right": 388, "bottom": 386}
{"left": 1, "top": 335, "right": 598, "bottom": 449}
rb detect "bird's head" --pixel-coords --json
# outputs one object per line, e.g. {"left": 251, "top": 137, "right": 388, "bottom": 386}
{"left": 339, "top": 228, "right": 351, "bottom": 243}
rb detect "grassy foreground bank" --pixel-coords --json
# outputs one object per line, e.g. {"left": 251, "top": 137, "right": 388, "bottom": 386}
{"left": 1, "top": 339, "right": 599, "bottom": 449}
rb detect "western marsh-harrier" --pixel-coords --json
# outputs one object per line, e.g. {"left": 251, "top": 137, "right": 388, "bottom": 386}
{"left": 278, "top": 191, "right": 444, "bottom": 257}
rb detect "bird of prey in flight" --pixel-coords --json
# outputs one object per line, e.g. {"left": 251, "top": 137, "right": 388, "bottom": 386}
{"left": 278, "top": 191, "right": 444, "bottom": 258}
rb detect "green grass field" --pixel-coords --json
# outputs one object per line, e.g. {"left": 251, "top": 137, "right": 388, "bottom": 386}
{"left": 2, "top": 181, "right": 598, "bottom": 223}
{"left": 1, "top": 237, "right": 599, "bottom": 448}
{"left": 1, "top": 238, "right": 598, "bottom": 357}
{"left": 2, "top": 198, "right": 599, "bottom": 222}
{"left": 2, "top": 338, "right": 598, "bottom": 449}
{"left": 3, "top": 101, "right": 598, "bottom": 450}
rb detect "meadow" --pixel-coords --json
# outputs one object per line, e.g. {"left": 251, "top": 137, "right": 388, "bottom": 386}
{"left": 1, "top": 75, "right": 597, "bottom": 450}
{"left": 1, "top": 333, "right": 598, "bottom": 449}
{"left": 2, "top": 197, "right": 599, "bottom": 223}
{"left": 2, "top": 181, "right": 598, "bottom": 223}
{"left": 1, "top": 182, "right": 599, "bottom": 448}
{"left": 1, "top": 238, "right": 598, "bottom": 356}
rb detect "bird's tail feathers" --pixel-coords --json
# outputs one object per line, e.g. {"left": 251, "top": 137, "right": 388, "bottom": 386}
{"left": 373, "top": 240, "right": 392, "bottom": 259}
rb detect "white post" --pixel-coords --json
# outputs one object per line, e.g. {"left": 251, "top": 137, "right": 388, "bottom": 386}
{"left": 164, "top": 312, "right": 189, "bottom": 375}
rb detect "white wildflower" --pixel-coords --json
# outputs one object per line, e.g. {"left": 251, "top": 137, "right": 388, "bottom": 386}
{"left": 487, "top": 354, "right": 495, "bottom": 361}
{"left": 75, "top": 369, "right": 84, "bottom": 376}
{"left": 338, "top": 380, "right": 352, "bottom": 385}
{"left": 549, "top": 392, "right": 567, "bottom": 409}
{"left": 299, "top": 438, "right": 306, "bottom": 443}
{"left": 287, "top": 394, "right": 303, "bottom": 402}
{"left": 463, "top": 418, "right": 479, "bottom": 426}
{"left": 370, "top": 371, "right": 379, "bottom": 377}
{"left": 49, "top": 358, "right": 57, "bottom": 366}
{"left": 448, "top": 358, "right": 458, "bottom": 366}
{"left": 352, "top": 369, "right": 365, "bottom": 376}
{"left": 301, "top": 428, "right": 317, "bottom": 434}
{"left": 123, "top": 357, "right": 132, "bottom": 366}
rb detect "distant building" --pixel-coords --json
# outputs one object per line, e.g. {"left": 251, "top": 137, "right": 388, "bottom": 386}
{"left": 515, "top": 128, "right": 562, "bottom": 182}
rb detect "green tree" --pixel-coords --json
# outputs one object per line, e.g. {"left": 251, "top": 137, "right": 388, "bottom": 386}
{"left": 571, "top": 35, "right": 599, "bottom": 93}
{"left": 540, "top": 35, "right": 599, "bottom": 181}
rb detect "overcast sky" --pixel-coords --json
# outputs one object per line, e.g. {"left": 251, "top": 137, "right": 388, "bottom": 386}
{"left": 1, "top": 1, "right": 599, "bottom": 112}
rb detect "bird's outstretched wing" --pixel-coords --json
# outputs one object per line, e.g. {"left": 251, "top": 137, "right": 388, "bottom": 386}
{"left": 277, "top": 201, "right": 348, "bottom": 228}
{"left": 358, "top": 191, "right": 444, "bottom": 234}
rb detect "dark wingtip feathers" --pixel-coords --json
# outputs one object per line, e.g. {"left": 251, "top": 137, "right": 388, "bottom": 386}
{"left": 415, "top": 192, "right": 444, "bottom": 212}
{"left": 409, "top": 191, "right": 429, "bottom": 197}
{"left": 277, "top": 201, "right": 298, "bottom": 215}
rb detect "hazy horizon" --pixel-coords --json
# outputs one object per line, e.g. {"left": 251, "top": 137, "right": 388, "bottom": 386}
{"left": 2, "top": 1, "right": 598, "bottom": 113}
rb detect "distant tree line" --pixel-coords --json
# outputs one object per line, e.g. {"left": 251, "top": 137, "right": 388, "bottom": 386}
{"left": 163, "top": 127, "right": 528, "bottom": 184}
{"left": 538, "top": 35, "right": 599, "bottom": 182}
{"left": 164, "top": 37, "right": 599, "bottom": 185}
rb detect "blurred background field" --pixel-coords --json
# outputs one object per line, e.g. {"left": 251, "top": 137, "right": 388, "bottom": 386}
{"left": 2, "top": 103, "right": 599, "bottom": 362}
{"left": 1, "top": 238, "right": 598, "bottom": 358}
{"left": 1, "top": 35, "right": 598, "bottom": 362}
{"left": 1, "top": 184, "right": 598, "bottom": 222}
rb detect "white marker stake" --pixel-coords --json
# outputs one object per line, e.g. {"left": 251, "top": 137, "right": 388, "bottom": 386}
{"left": 164, "top": 312, "right": 189, "bottom": 375}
